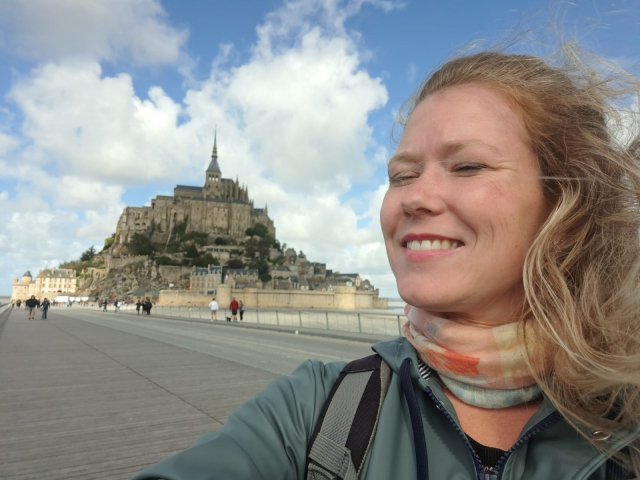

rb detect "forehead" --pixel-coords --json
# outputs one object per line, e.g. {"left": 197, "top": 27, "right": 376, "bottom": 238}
{"left": 399, "top": 83, "right": 531, "bottom": 152}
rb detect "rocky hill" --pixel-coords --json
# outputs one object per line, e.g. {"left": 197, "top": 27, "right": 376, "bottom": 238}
{"left": 61, "top": 222, "right": 376, "bottom": 301}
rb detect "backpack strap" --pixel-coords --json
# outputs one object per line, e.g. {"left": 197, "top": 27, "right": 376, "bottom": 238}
{"left": 306, "top": 354, "right": 391, "bottom": 480}
{"left": 605, "top": 452, "right": 632, "bottom": 480}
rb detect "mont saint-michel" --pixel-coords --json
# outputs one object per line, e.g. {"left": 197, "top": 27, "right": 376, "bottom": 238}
{"left": 13, "top": 135, "right": 386, "bottom": 310}
{"left": 111, "top": 134, "right": 275, "bottom": 256}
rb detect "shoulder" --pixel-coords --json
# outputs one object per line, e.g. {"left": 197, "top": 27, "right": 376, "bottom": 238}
{"left": 133, "top": 359, "right": 347, "bottom": 480}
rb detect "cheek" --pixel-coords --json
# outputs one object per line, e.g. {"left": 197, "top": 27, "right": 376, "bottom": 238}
{"left": 379, "top": 190, "right": 395, "bottom": 238}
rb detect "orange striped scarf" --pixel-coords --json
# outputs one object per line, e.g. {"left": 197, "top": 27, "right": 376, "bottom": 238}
{"left": 403, "top": 306, "right": 541, "bottom": 408}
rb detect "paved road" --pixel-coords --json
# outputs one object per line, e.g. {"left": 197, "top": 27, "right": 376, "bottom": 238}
{"left": 68, "top": 306, "right": 376, "bottom": 375}
{"left": 0, "top": 306, "right": 378, "bottom": 480}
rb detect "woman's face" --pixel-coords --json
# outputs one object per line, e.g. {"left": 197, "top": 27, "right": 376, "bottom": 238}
{"left": 380, "top": 83, "right": 548, "bottom": 325}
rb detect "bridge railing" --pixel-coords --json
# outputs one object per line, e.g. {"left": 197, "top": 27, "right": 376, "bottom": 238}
{"left": 86, "top": 302, "right": 405, "bottom": 338}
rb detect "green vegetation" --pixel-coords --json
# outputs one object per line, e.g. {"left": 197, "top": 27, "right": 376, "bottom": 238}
{"left": 59, "top": 245, "right": 105, "bottom": 276}
{"left": 129, "top": 233, "right": 155, "bottom": 256}
{"left": 80, "top": 246, "right": 96, "bottom": 261}
{"left": 102, "top": 234, "right": 115, "bottom": 251}
{"left": 63, "top": 220, "right": 283, "bottom": 285}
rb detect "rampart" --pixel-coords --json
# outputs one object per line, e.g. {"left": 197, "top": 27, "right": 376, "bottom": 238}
{"left": 158, "top": 284, "right": 388, "bottom": 310}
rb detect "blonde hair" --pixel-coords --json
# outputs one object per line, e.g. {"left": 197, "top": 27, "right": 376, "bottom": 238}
{"left": 406, "top": 50, "right": 640, "bottom": 472}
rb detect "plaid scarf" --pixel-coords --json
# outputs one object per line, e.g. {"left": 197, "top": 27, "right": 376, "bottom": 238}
{"left": 403, "top": 306, "right": 541, "bottom": 408}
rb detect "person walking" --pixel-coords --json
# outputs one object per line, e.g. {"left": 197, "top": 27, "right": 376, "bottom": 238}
{"left": 41, "top": 297, "right": 51, "bottom": 319}
{"left": 229, "top": 297, "right": 239, "bottom": 322}
{"left": 136, "top": 298, "right": 142, "bottom": 315}
{"left": 208, "top": 297, "right": 219, "bottom": 322}
{"left": 143, "top": 297, "right": 152, "bottom": 315}
{"left": 239, "top": 300, "right": 245, "bottom": 321}
{"left": 25, "top": 295, "right": 38, "bottom": 320}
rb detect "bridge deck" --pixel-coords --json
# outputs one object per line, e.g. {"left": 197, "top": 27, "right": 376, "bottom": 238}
{"left": 0, "top": 307, "right": 278, "bottom": 480}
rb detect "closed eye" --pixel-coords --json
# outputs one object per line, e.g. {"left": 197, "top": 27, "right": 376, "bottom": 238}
{"left": 389, "top": 172, "right": 418, "bottom": 186}
{"left": 451, "top": 163, "right": 487, "bottom": 175}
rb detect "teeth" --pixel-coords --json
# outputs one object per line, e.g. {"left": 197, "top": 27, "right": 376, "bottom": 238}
{"left": 407, "top": 239, "right": 460, "bottom": 251}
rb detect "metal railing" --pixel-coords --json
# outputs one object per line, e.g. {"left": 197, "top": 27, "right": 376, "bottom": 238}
{"left": 85, "top": 303, "right": 405, "bottom": 338}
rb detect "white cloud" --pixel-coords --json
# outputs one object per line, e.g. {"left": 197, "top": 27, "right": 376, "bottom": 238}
{"left": 0, "top": 0, "right": 188, "bottom": 66}
{"left": 9, "top": 61, "right": 206, "bottom": 183}
{"left": 227, "top": 28, "right": 387, "bottom": 192}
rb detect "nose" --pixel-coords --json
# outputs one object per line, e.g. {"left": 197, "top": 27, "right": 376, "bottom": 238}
{"left": 401, "top": 168, "right": 447, "bottom": 216}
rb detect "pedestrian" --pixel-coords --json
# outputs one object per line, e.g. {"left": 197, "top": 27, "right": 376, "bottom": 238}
{"left": 102, "top": 299, "right": 108, "bottom": 312}
{"left": 208, "top": 297, "right": 219, "bottom": 322}
{"left": 229, "top": 297, "right": 239, "bottom": 322}
{"left": 133, "top": 49, "right": 640, "bottom": 479}
{"left": 115, "top": 300, "right": 121, "bottom": 313}
{"left": 136, "top": 298, "right": 142, "bottom": 315}
{"left": 239, "top": 300, "right": 245, "bottom": 321}
{"left": 25, "top": 295, "right": 38, "bottom": 320}
{"left": 143, "top": 297, "right": 152, "bottom": 315}
{"left": 41, "top": 297, "right": 50, "bottom": 319}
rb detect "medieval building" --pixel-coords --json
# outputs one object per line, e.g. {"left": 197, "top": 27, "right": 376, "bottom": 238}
{"left": 11, "top": 269, "right": 77, "bottom": 301}
{"left": 111, "top": 134, "right": 275, "bottom": 255}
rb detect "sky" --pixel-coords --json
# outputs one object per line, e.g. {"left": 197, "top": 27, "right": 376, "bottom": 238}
{"left": 1, "top": 0, "right": 639, "bottom": 299}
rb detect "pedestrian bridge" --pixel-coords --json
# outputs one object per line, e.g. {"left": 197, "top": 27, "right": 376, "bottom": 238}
{"left": 0, "top": 304, "right": 385, "bottom": 479}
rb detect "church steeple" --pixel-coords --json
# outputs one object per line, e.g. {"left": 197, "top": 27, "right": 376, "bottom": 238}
{"left": 204, "top": 130, "right": 222, "bottom": 199}
{"left": 206, "top": 129, "right": 221, "bottom": 175}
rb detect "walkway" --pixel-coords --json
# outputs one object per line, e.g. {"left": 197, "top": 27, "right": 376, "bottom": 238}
{"left": 0, "top": 306, "right": 278, "bottom": 480}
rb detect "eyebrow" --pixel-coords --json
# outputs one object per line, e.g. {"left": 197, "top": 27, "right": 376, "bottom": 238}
{"left": 438, "top": 139, "right": 502, "bottom": 157}
{"left": 388, "top": 139, "right": 502, "bottom": 167}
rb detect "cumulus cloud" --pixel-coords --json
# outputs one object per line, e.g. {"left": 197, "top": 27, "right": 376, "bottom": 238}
{"left": 0, "top": 0, "right": 188, "bottom": 66}
{"left": 8, "top": 61, "right": 211, "bottom": 183}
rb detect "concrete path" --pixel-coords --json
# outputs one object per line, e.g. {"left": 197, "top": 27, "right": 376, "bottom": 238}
{"left": 0, "top": 306, "right": 279, "bottom": 480}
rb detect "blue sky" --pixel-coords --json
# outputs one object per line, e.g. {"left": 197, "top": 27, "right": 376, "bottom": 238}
{"left": 1, "top": 0, "right": 639, "bottom": 298}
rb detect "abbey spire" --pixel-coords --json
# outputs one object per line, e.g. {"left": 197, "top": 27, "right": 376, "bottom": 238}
{"left": 206, "top": 130, "right": 221, "bottom": 176}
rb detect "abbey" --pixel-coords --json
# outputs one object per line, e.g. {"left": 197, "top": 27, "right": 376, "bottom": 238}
{"left": 112, "top": 135, "right": 275, "bottom": 255}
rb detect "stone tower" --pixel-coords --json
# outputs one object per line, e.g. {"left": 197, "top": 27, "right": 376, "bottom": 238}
{"left": 203, "top": 131, "right": 222, "bottom": 199}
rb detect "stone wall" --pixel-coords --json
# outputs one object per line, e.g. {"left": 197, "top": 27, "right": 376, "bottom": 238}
{"left": 158, "top": 284, "right": 388, "bottom": 310}
{"left": 105, "top": 255, "right": 149, "bottom": 272}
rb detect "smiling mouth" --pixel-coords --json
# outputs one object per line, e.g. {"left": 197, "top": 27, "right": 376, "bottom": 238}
{"left": 405, "top": 239, "right": 462, "bottom": 251}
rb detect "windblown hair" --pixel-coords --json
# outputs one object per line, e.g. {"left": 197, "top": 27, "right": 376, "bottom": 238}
{"left": 407, "top": 50, "right": 640, "bottom": 472}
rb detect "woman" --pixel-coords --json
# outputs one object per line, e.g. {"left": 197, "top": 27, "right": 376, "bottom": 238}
{"left": 133, "top": 50, "right": 640, "bottom": 479}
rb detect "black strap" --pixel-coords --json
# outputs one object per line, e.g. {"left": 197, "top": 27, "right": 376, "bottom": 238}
{"left": 306, "top": 354, "right": 390, "bottom": 479}
{"left": 606, "top": 457, "right": 632, "bottom": 480}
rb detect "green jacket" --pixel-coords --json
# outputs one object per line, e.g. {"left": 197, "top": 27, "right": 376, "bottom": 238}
{"left": 133, "top": 338, "right": 638, "bottom": 479}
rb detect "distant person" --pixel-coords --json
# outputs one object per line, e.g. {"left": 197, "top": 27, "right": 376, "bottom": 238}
{"left": 135, "top": 298, "right": 143, "bottom": 315}
{"left": 229, "top": 297, "right": 239, "bottom": 322}
{"left": 143, "top": 297, "right": 152, "bottom": 315}
{"left": 41, "top": 298, "right": 51, "bottom": 319}
{"left": 25, "top": 295, "right": 38, "bottom": 320}
{"left": 115, "top": 300, "right": 121, "bottom": 313}
{"left": 133, "top": 49, "right": 640, "bottom": 479}
{"left": 238, "top": 299, "right": 245, "bottom": 321}
{"left": 208, "top": 297, "right": 219, "bottom": 322}
{"left": 15, "top": 299, "right": 21, "bottom": 308}
{"left": 102, "top": 299, "right": 108, "bottom": 312}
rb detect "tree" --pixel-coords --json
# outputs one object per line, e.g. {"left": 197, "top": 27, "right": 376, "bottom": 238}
{"left": 248, "top": 223, "right": 269, "bottom": 238}
{"left": 103, "top": 234, "right": 115, "bottom": 251}
{"left": 185, "top": 243, "right": 199, "bottom": 258}
{"left": 192, "top": 253, "right": 218, "bottom": 267}
{"left": 80, "top": 246, "right": 96, "bottom": 262}
{"left": 226, "top": 258, "right": 245, "bottom": 269}
{"left": 129, "top": 233, "right": 155, "bottom": 255}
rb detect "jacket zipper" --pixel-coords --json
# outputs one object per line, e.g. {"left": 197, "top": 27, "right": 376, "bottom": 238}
{"left": 493, "top": 412, "right": 562, "bottom": 480}
{"left": 419, "top": 367, "right": 561, "bottom": 480}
